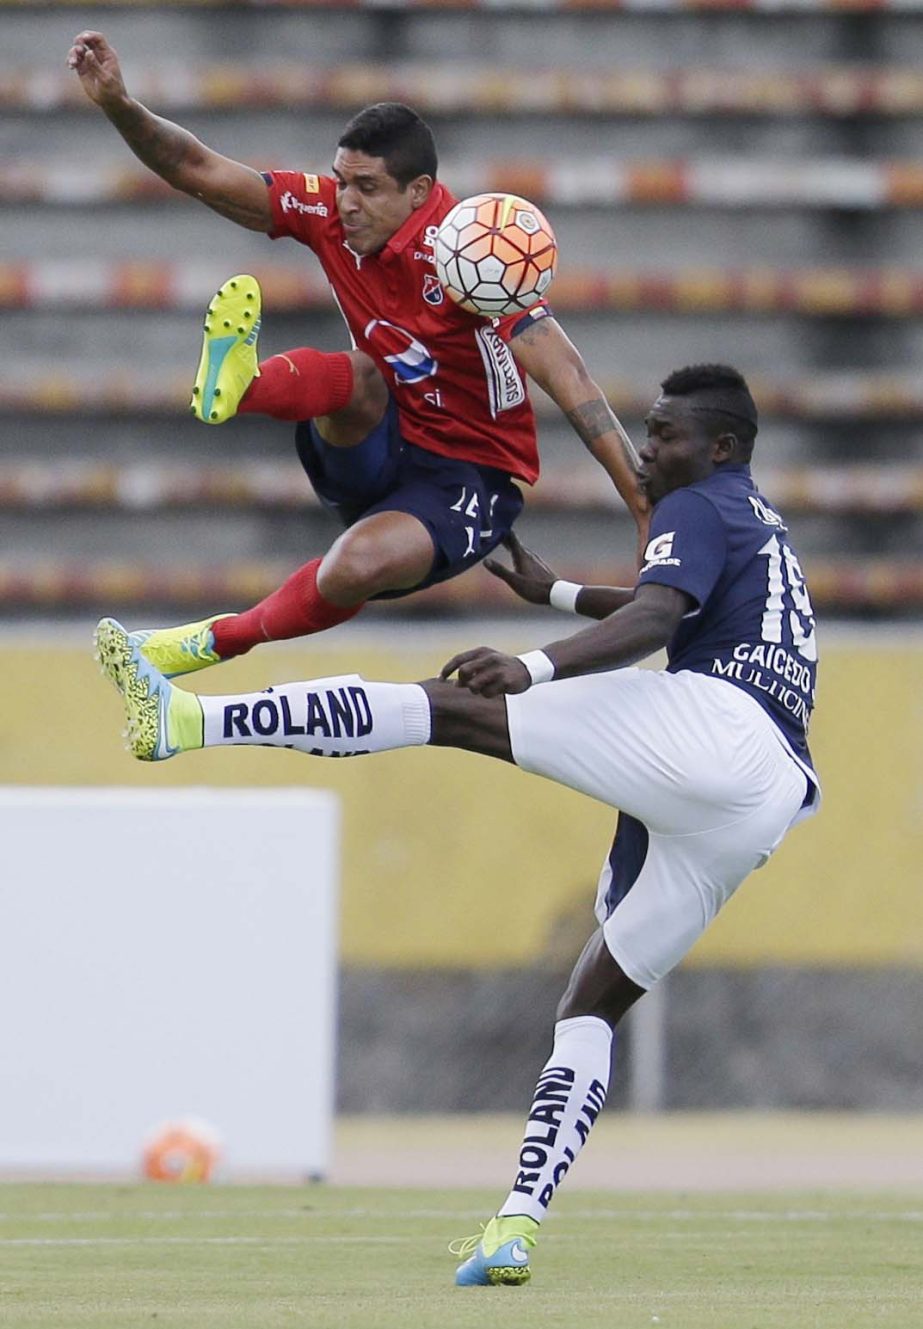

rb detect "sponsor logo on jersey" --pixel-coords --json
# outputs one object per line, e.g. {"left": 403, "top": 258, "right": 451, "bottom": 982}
{"left": 475, "top": 326, "right": 526, "bottom": 417}
{"left": 302, "top": 173, "right": 320, "bottom": 193}
{"left": 641, "top": 531, "right": 681, "bottom": 571}
{"left": 413, "top": 225, "right": 439, "bottom": 264}
{"left": 279, "top": 190, "right": 328, "bottom": 218}
{"left": 422, "top": 273, "right": 445, "bottom": 306}
{"left": 364, "top": 318, "right": 438, "bottom": 384}
{"left": 748, "top": 494, "right": 787, "bottom": 531}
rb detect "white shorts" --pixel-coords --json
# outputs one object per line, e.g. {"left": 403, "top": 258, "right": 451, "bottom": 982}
{"left": 506, "top": 669, "right": 816, "bottom": 989}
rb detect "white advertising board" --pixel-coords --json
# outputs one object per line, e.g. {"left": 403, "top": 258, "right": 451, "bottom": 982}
{"left": 0, "top": 788, "right": 339, "bottom": 1179}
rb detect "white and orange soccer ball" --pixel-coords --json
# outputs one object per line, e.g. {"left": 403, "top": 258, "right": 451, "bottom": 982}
{"left": 141, "top": 1118, "right": 221, "bottom": 1183}
{"left": 435, "top": 192, "right": 558, "bottom": 318}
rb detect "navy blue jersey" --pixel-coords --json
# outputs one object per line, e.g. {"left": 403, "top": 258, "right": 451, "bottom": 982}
{"left": 637, "top": 464, "right": 818, "bottom": 770}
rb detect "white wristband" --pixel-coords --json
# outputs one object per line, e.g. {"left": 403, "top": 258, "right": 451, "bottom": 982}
{"left": 516, "top": 649, "right": 555, "bottom": 685}
{"left": 549, "top": 579, "right": 582, "bottom": 614}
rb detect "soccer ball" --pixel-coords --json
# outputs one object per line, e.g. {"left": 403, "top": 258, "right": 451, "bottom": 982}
{"left": 435, "top": 193, "right": 558, "bottom": 318}
{"left": 141, "top": 1118, "right": 221, "bottom": 1183}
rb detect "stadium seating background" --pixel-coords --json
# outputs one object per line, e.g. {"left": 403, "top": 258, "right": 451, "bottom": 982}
{"left": 1, "top": 0, "right": 921, "bottom": 1112}
{"left": 2, "top": 0, "right": 923, "bottom": 612}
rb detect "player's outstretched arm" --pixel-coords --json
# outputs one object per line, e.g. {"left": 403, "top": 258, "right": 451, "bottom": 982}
{"left": 67, "top": 31, "right": 272, "bottom": 232}
{"left": 442, "top": 582, "right": 690, "bottom": 698}
{"left": 483, "top": 531, "right": 634, "bottom": 619}
{"left": 509, "top": 316, "right": 650, "bottom": 546}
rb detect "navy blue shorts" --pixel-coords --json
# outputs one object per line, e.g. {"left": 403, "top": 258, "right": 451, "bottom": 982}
{"left": 294, "top": 401, "right": 524, "bottom": 598}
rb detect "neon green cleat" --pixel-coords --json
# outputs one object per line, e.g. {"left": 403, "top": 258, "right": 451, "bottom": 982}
{"left": 128, "top": 613, "right": 236, "bottom": 679}
{"left": 94, "top": 618, "right": 205, "bottom": 762}
{"left": 191, "top": 274, "right": 261, "bottom": 423}
{"left": 451, "top": 1215, "right": 539, "bottom": 1287}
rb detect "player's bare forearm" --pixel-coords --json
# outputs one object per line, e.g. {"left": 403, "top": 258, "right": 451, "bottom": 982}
{"left": 103, "top": 102, "right": 270, "bottom": 229}
{"left": 69, "top": 33, "right": 187, "bottom": 187}
{"left": 484, "top": 532, "right": 635, "bottom": 619}
{"left": 565, "top": 397, "right": 649, "bottom": 518}
{"left": 545, "top": 583, "right": 689, "bottom": 678}
{"left": 511, "top": 316, "right": 648, "bottom": 529}
{"left": 442, "top": 584, "right": 688, "bottom": 696}
{"left": 68, "top": 30, "right": 271, "bottom": 230}
{"left": 105, "top": 99, "right": 198, "bottom": 185}
{"left": 573, "top": 586, "right": 636, "bottom": 619}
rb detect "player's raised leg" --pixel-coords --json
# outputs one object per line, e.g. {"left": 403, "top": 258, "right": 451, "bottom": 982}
{"left": 95, "top": 618, "right": 518, "bottom": 764}
{"left": 190, "top": 273, "right": 387, "bottom": 434}
{"left": 119, "top": 504, "right": 436, "bottom": 681}
{"left": 95, "top": 617, "right": 444, "bottom": 763}
{"left": 135, "top": 320, "right": 433, "bottom": 677}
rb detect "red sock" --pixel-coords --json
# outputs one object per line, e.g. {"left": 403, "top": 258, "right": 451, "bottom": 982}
{"left": 212, "top": 558, "right": 363, "bottom": 658}
{"left": 239, "top": 347, "right": 354, "bottom": 421}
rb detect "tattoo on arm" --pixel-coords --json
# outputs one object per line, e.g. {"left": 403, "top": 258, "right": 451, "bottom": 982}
{"left": 511, "top": 318, "right": 555, "bottom": 349}
{"left": 510, "top": 317, "right": 643, "bottom": 475}
{"left": 567, "top": 396, "right": 643, "bottom": 477}
{"left": 109, "top": 104, "right": 196, "bottom": 181}
{"left": 566, "top": 398, "right": 619, "bottom": 446}
{"left": 106, "top": 103, "right": 268, "bottom": 229}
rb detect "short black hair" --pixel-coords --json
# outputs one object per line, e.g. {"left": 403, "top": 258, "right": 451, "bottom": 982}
{"left": 660, "top": 363, "right": 758, "bottom": 454}
{"left": 337, "top": 103, "right": 438, "bottom": 188}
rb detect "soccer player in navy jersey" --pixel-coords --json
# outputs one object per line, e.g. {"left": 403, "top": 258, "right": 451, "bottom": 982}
{"left": 69, "top": 31, "right": 646, "bottom": 678}
{"left": 97, "top": 363, "right": 821, "bottom": 1287}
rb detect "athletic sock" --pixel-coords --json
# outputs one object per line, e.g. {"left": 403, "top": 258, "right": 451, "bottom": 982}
{"left": 211, "top": 559, "right": 362, "bottom": 659}
{"left": 199, "top": 676, "right": 432, "bottom": 756}
{"left": 497, "top": 1015, "right": 613, "bottom": 1225}
{"left": 239, "top": 347, "right": 354, "bottom": 420}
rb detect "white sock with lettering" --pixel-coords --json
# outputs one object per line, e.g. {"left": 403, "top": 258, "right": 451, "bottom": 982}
{"left": 199, "top": 675, "right": 431, "bottom": 756}
{"left": 497, "top": 1015, "right": 613, "bottom": 1225}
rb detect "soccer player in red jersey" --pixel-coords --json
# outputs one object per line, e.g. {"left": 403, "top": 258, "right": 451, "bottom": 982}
{"left": 69, "top": 31, "right": 647, "bottom": 676}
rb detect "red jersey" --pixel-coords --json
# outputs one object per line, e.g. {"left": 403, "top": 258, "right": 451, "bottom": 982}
{"left": 264, "top": 171, "right": 545, "bottom": 485}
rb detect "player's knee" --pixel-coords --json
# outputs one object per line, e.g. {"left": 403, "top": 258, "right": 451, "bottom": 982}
{"left": 319, "top": 529, "right": 408, "bottom": 602}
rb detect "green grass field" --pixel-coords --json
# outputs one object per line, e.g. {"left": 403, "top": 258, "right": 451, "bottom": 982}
{"left": 1, "top": 1183, "right": 920, "bottom": 1329}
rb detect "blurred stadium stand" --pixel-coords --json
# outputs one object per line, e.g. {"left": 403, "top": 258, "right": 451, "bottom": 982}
{"left": 2, "top": 0, "right": 923, "bottom": 615}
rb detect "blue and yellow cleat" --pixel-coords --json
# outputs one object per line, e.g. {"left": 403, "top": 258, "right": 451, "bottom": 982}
{"left": 127, "top": 614, "right": 235, "bottom": 679}
{"left": 191, "top": 274, "right": 261, "bottom": 423}
{"left": 94, "top": 617, "right": 204, "bottom": 762}
{"left": 450, "top": 1215, "right": 538, "bottom": 1287}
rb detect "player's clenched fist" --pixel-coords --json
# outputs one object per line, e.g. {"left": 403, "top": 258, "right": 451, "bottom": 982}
{"left": 67, "top": 31, "right": 127, "bottom": 108}
{"left": 441, "top": 647, "right": 532, "bottom": 698}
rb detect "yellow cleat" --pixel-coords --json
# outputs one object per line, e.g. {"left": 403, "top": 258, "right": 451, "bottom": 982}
{"left": 191, "top": 274, "right": 261, "bottom": 423}
{"left": 94, "top": 617, "right": 204, "bottom": 762}
{"left": 451, "top": 1215, "right": 538, "bottom": 1287}
{"left": 127, "top": 613, "right": 236, "bottom": 679}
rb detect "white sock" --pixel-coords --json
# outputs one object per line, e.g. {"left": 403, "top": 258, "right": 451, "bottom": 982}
{"left": 498, "top": 1015, "right": 613, "bottom": 1224}
{"left": 199, "top": 675, "right": 431, "bottom": 756}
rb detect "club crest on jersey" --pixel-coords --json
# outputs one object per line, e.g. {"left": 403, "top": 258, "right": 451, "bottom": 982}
{"left": 422, "top": 273, "right": 445, "bottom": 306}
{"left": 364, "top": 318, "right": 438, "bottom": 384}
